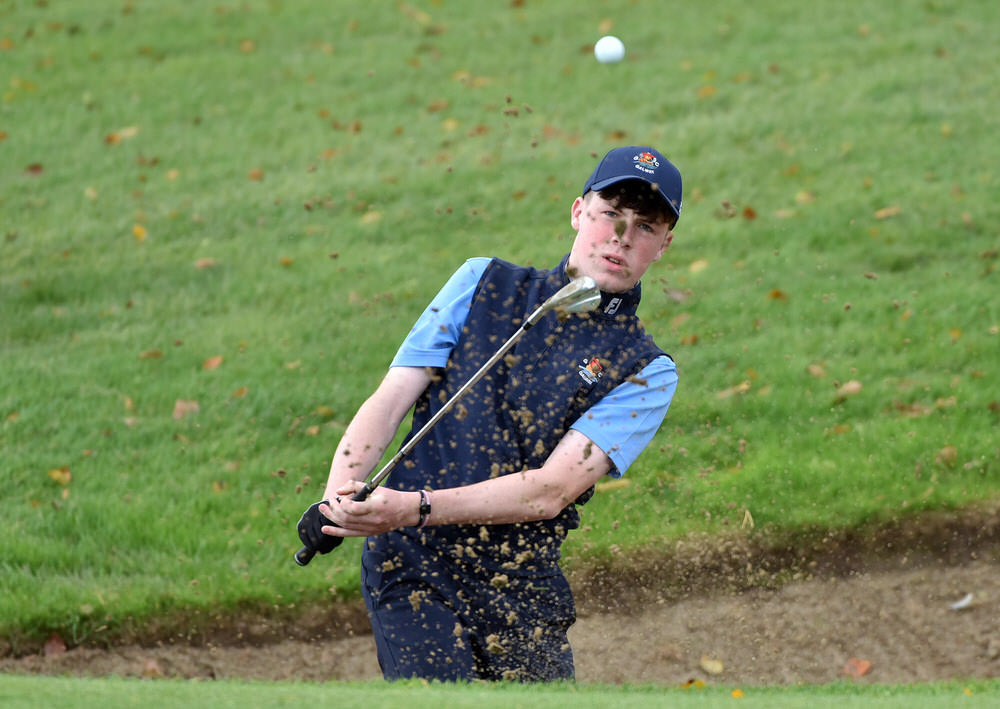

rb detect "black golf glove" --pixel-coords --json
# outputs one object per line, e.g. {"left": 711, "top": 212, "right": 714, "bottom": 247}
{"left": 297, "top": 501, "right": 344, "bottom": 555}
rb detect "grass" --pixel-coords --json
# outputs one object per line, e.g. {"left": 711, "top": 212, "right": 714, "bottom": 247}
{"left": 1, "top": 676, "right": 999, "bottom": 709}
{"left": 1, "top": 0, "right": 998, "bottom": 651}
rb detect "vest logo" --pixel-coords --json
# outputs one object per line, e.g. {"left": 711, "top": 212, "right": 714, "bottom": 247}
{"left": 604, "top": 297, "right": 622, "bottom": 315}
{"left": 578, "top": 356, "right": 604, "bottom": 385}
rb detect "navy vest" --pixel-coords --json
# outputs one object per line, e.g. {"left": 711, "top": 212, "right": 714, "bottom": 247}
{"left": 390, "top": 255, "right": 666, "bottom": 574}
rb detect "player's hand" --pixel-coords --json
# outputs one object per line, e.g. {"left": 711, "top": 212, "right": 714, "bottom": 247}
{"left": 296, "top": 501, "right": 344, "bottom": 554}
{"left": 323, "top": 481, "right": 421, "bottom": 535}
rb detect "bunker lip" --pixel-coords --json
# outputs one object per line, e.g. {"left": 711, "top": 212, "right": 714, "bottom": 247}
{"left": 3, "top": 502, "right": 999, "bottom": 685}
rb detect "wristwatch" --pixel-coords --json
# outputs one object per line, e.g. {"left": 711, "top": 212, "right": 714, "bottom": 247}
{"left": 417, "top": 489, "right": 432, "bottom": 528}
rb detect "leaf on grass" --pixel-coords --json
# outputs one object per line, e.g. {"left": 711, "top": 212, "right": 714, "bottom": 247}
{"left": 731, "top": 689, "right": 745, "bottom": 698}
{"left": 105, "top": 126, "right": 139, "bottom": 144}
{"left": 807, "top": 363, "right": 826, "bottom": 378}
{"left": 717, "top": 381, "right": 751, "bottom": 399}
{"left": 139, "top": 349, "right": 163, "bottom": 359}
{"left": 874, "top": 205, "right": 901, "bottom": 220}
{"left": 595, "top": 478, "right": 630, "bottom": 493}
{"left": 697, "top": 85, "right": 717, "bottom": 99}
{"left": 25, "top": 163, "right": 44, "bottom": 175}
{"left": 194, "top": 258, "right": 219, "bottom": 269}
{"left": 742, "top": 206, "right": 757, "bottom": 220}
{"left": 172, "top": 400, "right": 200, "bottom": 420}
{"left": 768, "top": 289, "right": 788, "bottom": 301}
{"left": 795, "top": 190, "right": 816, "bottom": 204}
{"left": 132, "top": 224, "right": 147, "bottom": 242}
{"left": 232, "top": 386, "right": 250, "bottom": 399}
{"left": 689, "top": 258, "right": 709, "bottom": 274}
{"left": 934, "top": 445, "right": 957, "bottom": 466}
{"left": 202, "top": 355, "right": 223, "bottom": 371}
{"left": 47, "top": 466, "right": 72, "bottom": 486}
{"left": 248, "top": 167, "right": 264, "bottom": 181}
{"left": 360, "top": 211, "right": 382, "bottom": 224}
{"left": 835, "top": 380, "right": 863, "bottom": 400}
{"left": 843, "top": 657, "right": 872, "bottom": 678}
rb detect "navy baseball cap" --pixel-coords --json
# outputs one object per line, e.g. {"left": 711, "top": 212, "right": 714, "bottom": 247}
{"left": 582, "top": 146, "right": 682, "bottom": 224}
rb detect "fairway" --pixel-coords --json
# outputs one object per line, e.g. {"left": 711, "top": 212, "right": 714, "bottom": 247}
{"left": 1, "top": 0, "right": 998, "bottom": 702}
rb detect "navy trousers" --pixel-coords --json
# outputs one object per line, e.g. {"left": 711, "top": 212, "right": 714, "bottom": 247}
{"left": 361, "top": 531, "right": 576, "bottom": 682}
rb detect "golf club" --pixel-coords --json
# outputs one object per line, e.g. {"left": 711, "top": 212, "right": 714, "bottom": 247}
{"left": 294, "top": 275, "right": 602, "bottom": 566}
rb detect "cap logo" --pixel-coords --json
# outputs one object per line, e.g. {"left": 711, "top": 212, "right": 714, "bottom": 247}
{"left": 633, "top": 151, "right": 659, "bottom": 175}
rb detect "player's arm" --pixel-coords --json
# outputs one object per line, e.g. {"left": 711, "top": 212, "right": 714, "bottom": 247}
{"left": 324, "top": 430, "right": 611, "bottom": 533}
{"left": 322, "top": 365, "right": 431, "bottom": 501}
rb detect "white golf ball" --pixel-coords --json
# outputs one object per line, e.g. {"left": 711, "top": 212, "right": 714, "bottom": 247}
{"left": 594, "top": 35, "right": 625, "bottom": 64}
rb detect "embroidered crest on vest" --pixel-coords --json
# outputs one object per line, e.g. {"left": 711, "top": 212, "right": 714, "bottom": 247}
{"left": 577, "top": 356, "right": 605, "bottom": 385}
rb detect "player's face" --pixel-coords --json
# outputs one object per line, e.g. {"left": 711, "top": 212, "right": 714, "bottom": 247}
{"left": 567, "top": 192, "right": 673, "bottom": 293}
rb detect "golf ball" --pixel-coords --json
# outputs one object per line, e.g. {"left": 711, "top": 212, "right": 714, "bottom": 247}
{"left": 594, "top": 35, "right": 625, "bottom": 64}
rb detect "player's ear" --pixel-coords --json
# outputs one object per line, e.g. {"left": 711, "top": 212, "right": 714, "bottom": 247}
{"left": 570, "top": 196, "right": 586, "bottom": 231}
{"left": 653, "top": 231, "right": 673, "bottom": 262}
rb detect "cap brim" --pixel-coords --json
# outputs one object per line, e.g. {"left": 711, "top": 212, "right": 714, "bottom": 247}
{"left": 588, "top": 175, "right": 680, "bottom": 220}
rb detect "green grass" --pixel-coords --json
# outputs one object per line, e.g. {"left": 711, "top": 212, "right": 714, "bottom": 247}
{"left": 1, "top": 676, "right": 998, "bottom": 709}
{"left": 1, "top": 0, "right": 998, "bottom": 648}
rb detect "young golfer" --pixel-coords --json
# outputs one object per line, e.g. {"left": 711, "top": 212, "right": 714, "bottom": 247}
{"left": 299, "top": 146, "right": 682, "bottom": 681}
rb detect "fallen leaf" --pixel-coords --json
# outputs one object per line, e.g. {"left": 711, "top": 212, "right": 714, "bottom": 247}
{"left": 25, "top": 163, "right": 44, "bottom": 175}
{"left": 700, "top": 654, "right": 724, "bottom": 675}
{"left": 361, "top": 210, "right": 382, "bottom": 224}
{"left": 172, "top": 400, "right": 200, "bottom": 420}
{"left": 239, "top": 38, "right": 256, "bottom": 53}
{"left": 202, "top": 355, "right": 223, "bottom": 371}
{"left": 874, "top": 205, "right": 901, "bottom": 220}
{"left": 194, "top": 258, "right": 219, "bottom": 269}
{"left": 47, "top": 467, "right": 72, "bottom": 485}
{"left": 139, "top": 349, "right": 163, "bottom": 359}
{"left": 795, "top": 190, "right": 816, "bottom": 204}
{"left": 43, "top": 632, "right": 66, "bottom": 657}
{"left": 742, "top": 206, "right": 757, "bottom": 220}
{"left": 595, "top": 479, "right": 630, "bottom": 493}
{"left": 689, "top": 258, "right": 709, "bottom": 274}
{"left": 717, "top": 381, "right": 751, "bottom": 399}
{"left": 731, "top": 688, "right": 745, "bottom": 698}
{"left": 836, "top": 380, "right": 863, "bottom": 398}
{"left": 935, "top": 445, "right": 957, "bottom": 466}
{"left": 768, "top": 289, "right": 788, "bottom": 301}
{"left": 697, "top": 85, "right": 717, "bottom": 99}
{"left": 132, "top": 224, "right": 147, "bottom": 242}
{"left": 231, "top": 386, "right": 250, "bottom": 399}
{"left": 807, "top": 363, "right": 826, "bottom": 378}
{"left": 843, "top": 657, "right": 872, "bottom": 678}
{"left": 141, "top": 657, "right": 165, "bottom": 678}
{"left": 248, "top": 167, "right": 264, "bottom": 180}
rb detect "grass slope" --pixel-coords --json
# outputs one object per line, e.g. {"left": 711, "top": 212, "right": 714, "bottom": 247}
{"left": 1, "top": 0, "right": 997, "bottom": 643}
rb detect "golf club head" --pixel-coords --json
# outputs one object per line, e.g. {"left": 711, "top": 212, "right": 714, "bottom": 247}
{"left": 546, "top": 276, "right": 601, "bottom": 314}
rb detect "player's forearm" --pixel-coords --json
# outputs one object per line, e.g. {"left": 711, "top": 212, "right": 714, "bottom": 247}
{"left": 427, "top": 434, "right": 612, "bottom": 526}
{"left": 425, "top": 470, "right": 576, "bottom": 525}
{"left": 323, "top": 367, "right": 430, "bottom": 501}
{"left": 323, "top": 401, "right": 400, "bottom": 500}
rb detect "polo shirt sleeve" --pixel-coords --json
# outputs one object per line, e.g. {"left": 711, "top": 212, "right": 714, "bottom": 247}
{"left": 570, "top": 354, "right": 678, "bottom": 477}
{"left": 390, "top": 258, "right": 491, "bottom": 369}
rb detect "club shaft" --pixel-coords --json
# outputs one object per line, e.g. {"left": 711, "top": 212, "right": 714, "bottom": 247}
{"left": 354, "top": 311, "right": 543, "bottom": 500}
